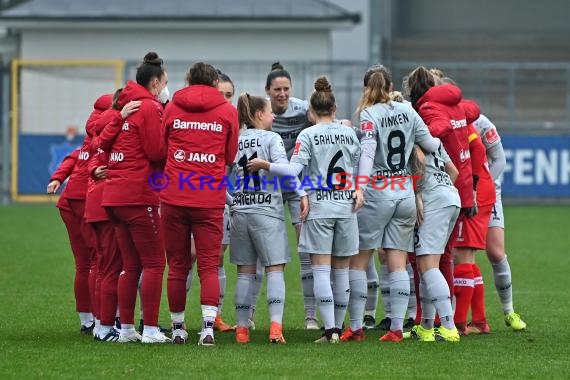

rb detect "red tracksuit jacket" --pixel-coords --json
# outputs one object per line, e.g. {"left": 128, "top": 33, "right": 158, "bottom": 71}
{"left": 415, "top": 84, "right": 475, "bottom": 208}
{"left": 160, "top": 84, "right": 239, "bottom": 208}
{"left": 85, "top": 108, "right": 121, "bottom": 222}
{"left": 51, "top": 94, "right": 112, "bottom": 209}
{"left": 467, "top": 123, "right": 496, "bottom": 207}
{"left": 101, "top": 80, "right": 166, "bottom": 207}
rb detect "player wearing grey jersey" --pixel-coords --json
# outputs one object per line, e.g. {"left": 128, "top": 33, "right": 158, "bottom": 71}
{"left": 231, "top": 93, "right": 307, "bottom": 344}
{"left": 408, "top": 143, "right": 461, "bottom": 341}
{"left": 349, "top": 66, "right": 440, "bottom": 342}
{"left": 473, "top": 114, "right": 526, "bottom": 331}
{"left": 264, "top": 62, "right": 318, "bottom": 329}
{"left": 249, "top": 76, "right": 364, "bottom": 343}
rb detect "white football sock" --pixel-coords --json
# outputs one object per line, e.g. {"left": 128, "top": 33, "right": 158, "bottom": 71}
{"left": 348, "top": 269, "right": 367, "bottom": 331}
{"left": 332, "top": 268, "right": 350, "bottom": 329}
{"left": 379, "top": 264, "right": 391, "bottom": 318}
{"left": 313, "top": 265, "right": 334, "bottom": 330}
{"left": 218, "top": 266, "right": 226, "bottom": 314}
{"left": 389, "top": 271, "right": 410, "bottom": 332}
{"left": 492, "top": 256, "right": 514, "bottom": 314}
{"left": 300, "top": 252, "right": 316, "bottom": 319}
{"left": 365, "top": 256, "right": 379, "bottom": 316}
{"left": 235, "top": 273, "right": 254, "bottom": 327}
{"left": 267, "top": 271, "right": 285, "bottom": 324}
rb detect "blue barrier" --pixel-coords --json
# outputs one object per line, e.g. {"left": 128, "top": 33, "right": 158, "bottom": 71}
{"left": 18, "top": 134, "right": 81, "bottom": 195}
{"left": 501, "top": 135, "right": 570, "bottom": 197}
{"left": 14, "top": 134, "right": 570, "bottom": 198}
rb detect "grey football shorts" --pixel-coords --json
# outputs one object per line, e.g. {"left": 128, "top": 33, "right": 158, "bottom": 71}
{"left": 358, "top": 197, "right": 416, "bottom": 251}
{"left": 282, "top": 190, "right": 301, "bottom": 225}
{"left": 298, "top": 216, "right": 358, "bottom": 257}
{"left": 230, "top": 212, "right": 290, "bottom": 267}
{"left": 488, "top": 190, "right": 504, "bottom": 229}
{"left": 414, "top": 206, "right": 460, "bottom": 255}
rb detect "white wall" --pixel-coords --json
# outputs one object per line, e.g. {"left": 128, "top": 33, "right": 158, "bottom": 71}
{"left": 20, "top": 67, "right": 116, "bottom": 134}
{"left": 17, "top": 27, "right": 333, "bottom": 133}
{"left": 21, "top": 28, "right": 330, "bottom": 62}
{"left": 328, "top": 0, "right": 369, "bottom": 62}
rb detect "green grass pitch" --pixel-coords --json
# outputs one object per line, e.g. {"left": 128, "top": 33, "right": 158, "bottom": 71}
{"left": 0, "top": 204, "right": 568, "bottom": 379}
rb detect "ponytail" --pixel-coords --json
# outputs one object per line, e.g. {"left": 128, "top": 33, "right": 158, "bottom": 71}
{"left": 237, "top": 93, "right": 268, "bottom": 128}
{"left": 356, "top": 72, "right": 391, "bottom": 114}
{"left": 406, "top": 66, "right": 436, "bottom": 108}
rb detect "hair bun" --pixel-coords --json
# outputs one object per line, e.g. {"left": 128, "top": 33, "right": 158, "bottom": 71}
{"left": 143, "top": 52, "right": 163, "bottom": 66}
{"left": 271, "top": 61, "right": 284, "bottom": 71}
{"left": 314, "top": 76, "right": 332, "bottom": 92}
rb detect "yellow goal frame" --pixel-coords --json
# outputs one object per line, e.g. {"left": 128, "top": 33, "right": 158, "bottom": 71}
{"left": 10, "top": 59, "right": 125, "bottom": 202}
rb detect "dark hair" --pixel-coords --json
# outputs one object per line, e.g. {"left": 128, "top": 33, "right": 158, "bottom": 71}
{"left": 406, "top": 66, "right": 436, "bottom": 108}
{"left": 216, "top": 69, "right": 235, "bottom": 97}
{"left": 363, "top": 64, "right": 392, "bottom": 89}
{"left": 310, "top": 76, "right": 335, "bottom": 116}
{"left": 111, "top": 88, "right": 123, "bottom": 110}
{"left": 265, "top": 61, "right": 292, "bottom": 90}
{"left": 216, "top": 69, "right": 234, "bottom": 86}
{"left": 237, "top": 93, "right": 268, "bottom": 129}
{"left": 135, "top": 52, "right": 165, "bottom": 88}
{"left": 357, "top": 71, "right": 391, "bottom": 114}
{"left": 186, "top": 62, "right": 219, "bottom": 86}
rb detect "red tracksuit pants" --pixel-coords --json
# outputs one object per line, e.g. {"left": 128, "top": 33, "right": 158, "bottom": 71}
{"left": 161, "top": 204, "right": 223, "bottom": 311}
{"left": 106, "top": 206, "right": 165, "bottom": 326}
{"left": 59, "top": 199, "right": 97, "bottom": 314}
{"left": 90, "top": 221, "right": 122, "bottom": 326}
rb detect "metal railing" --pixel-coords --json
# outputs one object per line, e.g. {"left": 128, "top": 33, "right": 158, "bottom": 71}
{"left": 125, "top": 60, "right": 570, "bottom": 134}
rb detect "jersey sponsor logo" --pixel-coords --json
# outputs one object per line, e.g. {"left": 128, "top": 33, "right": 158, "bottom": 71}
{"left": 173, "top": 119, "right": 223, "bottom": 132}
{"left": 360, "top": 121, "right": 374, "bottom": 132}
{"left": 278, "top": 130, "right": 301, "bottom": 141}
{"left": 293, "top": 141, "right": 301, "bottom": 156}
{"left": 173, "top": 149, "right": 186, "bottom": 162}
{"left": 485, "top": 128, "right": 500, "bottom": 144}
{"left": 187, "top": 153, "right": 216, "bottom": 163}
{"left": 110, "top": 152, "right": 124, "bottom": 162}
{"left": 459, "top": 149, "right": 471, "bottom": 162}
{"left": 450, "top": 119, "right": 467, "bottom": 129}
{"left": 122, "top": 122, "right": 129, "bottom": 131}
{"left": 78, "top": 150, "right": 89, "bottom": 160}
{"left": 361, "top": 121, "right": 374, "bottom": 138}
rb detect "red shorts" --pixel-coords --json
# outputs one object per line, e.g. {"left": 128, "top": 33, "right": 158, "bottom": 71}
{"left": 450, "top": 204, "right": 492, "bottom": 250}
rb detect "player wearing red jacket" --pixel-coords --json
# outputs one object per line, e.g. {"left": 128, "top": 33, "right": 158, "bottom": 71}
{"left": 100, "top": 52, "right": 169, "bottom": 344}
{"left": 161, "top": 62, "right": 239, "bottom": 346}
{"left": 406, "top": 67, "right": 475, "bottom": 298}
{"left": 452, "top": 116, "right": 496, "bottom": 335}
{"left": 47, "top": 93, "right": 112, "bottom": 334}
{"left": 473, "top": 114, "right": 527, "bottom": 331}
{"left": 85, "top": 89, "right": 142, "bottom": 341}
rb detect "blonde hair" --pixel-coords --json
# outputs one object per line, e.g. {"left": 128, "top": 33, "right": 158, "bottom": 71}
{"left": 356, "top": 71, "right": 391, "bottom": 114}
{"left": 429, "top": 68, "right": 445, "bottom": 79}
{"left": 389, "top": 90, "right": 404, "bottom": 103}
